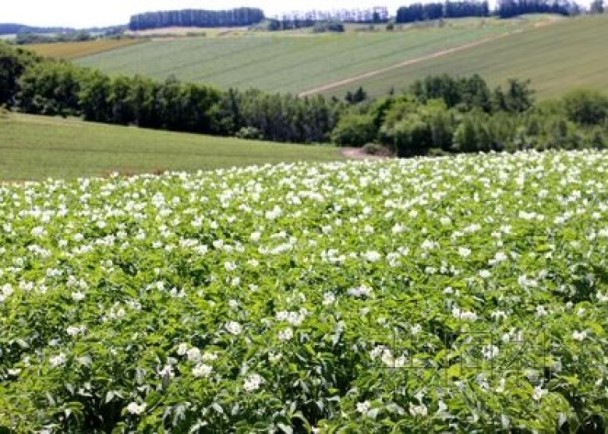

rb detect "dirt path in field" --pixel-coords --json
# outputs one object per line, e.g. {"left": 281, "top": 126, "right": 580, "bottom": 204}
{"left": 298, "top": 28, "right": 527, "bottom": 97}
{"left": 341, "top": 147, "right": 392, "bottom": 160}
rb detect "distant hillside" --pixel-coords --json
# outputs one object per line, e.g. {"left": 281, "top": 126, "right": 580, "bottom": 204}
{"left": 0, "top": 23, "right": 75, "bottom": 35}
{"left": 78, "top": 18, "right": 527, "bottom": 94}
{"left": 129, "top": 8, "right": 265, "bottom": 31}
{"left": 320, "top": 14, "right": 608, "bottom": 100}
{"left": 68, "top": 14, "right": 608, "bottom": 101}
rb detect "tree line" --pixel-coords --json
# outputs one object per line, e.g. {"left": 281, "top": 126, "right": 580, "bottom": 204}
{"left": 397, "top": 1, "right": 489, "bottom": 23}
{"left": 496, "top": 0, "right": 580, "bottom": 18}
{"left": 395, "top": 0, "right": 582, "bottom": 23}
{"left": 0, "top": 43, "right": 341, "bottom": 143}
{"left": 332, "top": 74, "right": 608, "bottom": 156}
{"left": 128, "top": 8, "right": 266, "bottom": 31}
{"left": 267, "top": 7, "right": 390, "bottom": 30}
{"left": 1, "top": 42, "right": 607, "bottom": 157}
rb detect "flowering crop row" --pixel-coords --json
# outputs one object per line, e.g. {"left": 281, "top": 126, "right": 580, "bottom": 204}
{"left": 1, "top": 151, "right": 608, "bottom": 432}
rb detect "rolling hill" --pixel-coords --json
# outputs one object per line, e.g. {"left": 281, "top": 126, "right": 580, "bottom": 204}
{"left": 74, "top": 17, "right": 531, "bottom": 95}
{"left": 69, "top": 15, "right": 608, "bottom": 100}
{"left": 0, "top": 114, "right": 342, "bottom": 181}
{"left": 321, "top": 14, "right": 608, "bottom": 99}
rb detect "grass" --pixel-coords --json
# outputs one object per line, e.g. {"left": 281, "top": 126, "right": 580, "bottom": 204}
{"left": 322, "top": 14, "right": 608, "bottom": 100}
{"left": 27, "top": 39, "right": 143, "bottom": 60}
{"left": 0, "top": 114, "right": 343, "bottom": 181}
{"left": 75, "top": 18, "right": 532, "bottom": 95}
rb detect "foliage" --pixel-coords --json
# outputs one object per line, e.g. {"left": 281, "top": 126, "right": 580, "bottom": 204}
{"left": 235, "top": 126, "right": 263, "bottom": 140}
{"left": 312, "top": 21, "right": 345, "bottom": 33}
{"left": 0, "top": 24, "right": 75, "bottom": 35}
{"left": 17, "top": 61, "right": 84, "bottom": 117}
{"left": 331, "top": 113, "right": 377, "bottom": 147}
{"left": 4, "top": 47, "right": 341, "bottom": 144}
{"left": 362, "top": 76, "right": 605, "bottom": 156}
{"left": 396, "top": 1, "right": 489, "bottom": 23}
{"left": 590, "top": 0, "right": 605, "bottom": 13}
{"left": 496, "top": 0, "right": 579, "bottom": 18}
{"left": 2, "top": 152, "right": 608, "bottom": 432}
{"left": 361, "top": 142, "right": 391, "bottom": 155}
{"left": 128, "top": 8, "right": 266, "bottom": 31}
{"left": 344, "top": 87, "right": 367, "bottom": 105}
{"left": 562, "top": 89, "right": 608, "bottom": 125}
{"left": 410, "top": 74, "right": 493, "bottom": 112}
{"left": 0, "top": 42, "right": 40, "bottom": 108}
{"left": 15, "top": 31, "right": 94, "bottom": 45}
{"left": 270, "top": 7, "right": 389, "bottom": 30}
{"left": 1, "top": 41, "right": 607, "bottom": 157}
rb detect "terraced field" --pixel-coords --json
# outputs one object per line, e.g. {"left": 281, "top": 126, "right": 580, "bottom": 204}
{"left": 0, "top": 114, "right": 342, "bottom": 181}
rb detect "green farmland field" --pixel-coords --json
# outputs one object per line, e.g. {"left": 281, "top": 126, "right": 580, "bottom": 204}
{"left": 75, "top": 19, "right": 529, "bottom": 95}
{"left": 322, "top": 14, "right": 608, "bottom": 100}
{"left": 0, "top": 114, "right": 342, "bottom": 181}
{"left": 73, "top": 15, "right": 608, "bottom": 100}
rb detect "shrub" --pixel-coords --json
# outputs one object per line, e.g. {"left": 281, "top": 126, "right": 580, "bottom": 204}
{"left": 562, "top": 89, "right": 608, "bottom": 125}
{"left": 236, "top": 126, "right": 263, "bottom": 140}
{"left": 362, "top": 143, "right": 391, "bottom": 156}
{"left": 313, "top": 21, "right": 345, "bottom": 33}
{"left": 331, "top": 113, "right": 377, "bottom": 147}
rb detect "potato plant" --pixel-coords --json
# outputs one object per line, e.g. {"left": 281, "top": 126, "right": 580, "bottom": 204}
{"left": 1, "top": 151, "right": 608, "bottom": 433}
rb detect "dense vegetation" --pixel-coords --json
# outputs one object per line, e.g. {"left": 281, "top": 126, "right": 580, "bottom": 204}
{"left": 128, "top": 8, "right": 266, "bottom": 31}
{"left": 333, "top": 74, "right": 608, "bottom": 156}
{"left": 3, "top": 151, "right": 608, "bottom": 432}
{"left": 496, "top": 0, "right": 581, "bottom": 17}
{"left": 266, "top": 7, "right": 389, "bottom": 30}
{"left": 1, "top": 42, "right": 607, "bottom": 155}
{"left": 393, "top": 0, "right": 582, "bottom": 24}
{"left": 396, "top": 1, "right": 490, "bottom": 23}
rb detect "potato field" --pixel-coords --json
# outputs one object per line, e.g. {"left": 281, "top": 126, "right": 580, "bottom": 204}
{"left": 1, "top": 151, "right": 608, "bottom": 432}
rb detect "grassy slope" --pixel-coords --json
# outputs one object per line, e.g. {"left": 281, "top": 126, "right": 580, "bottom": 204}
{"left": 75, "top": 20, "right": 526, "bottom": 95}
{"left": 73, "top": 15, "right": 607, "bottom": 100}
{"left": 322, "top": 15, "right": 608, "bottom": 99}
{"left": 0, "top": 114, "right": 342, "bottom": 181}
{"left": 27, "top": 39, "right": 143, "bottom": 60}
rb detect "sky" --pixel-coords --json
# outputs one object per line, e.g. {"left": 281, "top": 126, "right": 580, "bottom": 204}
{"left": 2, "top": 0, "right": 412, "bottom": 28}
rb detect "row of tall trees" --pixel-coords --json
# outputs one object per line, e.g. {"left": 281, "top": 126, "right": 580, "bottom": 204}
{"left": 128, "top": 8, "right": 266, "bottom": 31}
{"left": 496, "top": 0, "right": 579, "bottom": 17}
{"left": 396, "top": 1, "right": 489, "bottom": 23}
{"left": 395, "top": 0, "right": 583, "bottom": 23}
{"left": 268, "top": 7, "right": 390, "bottom": 30}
